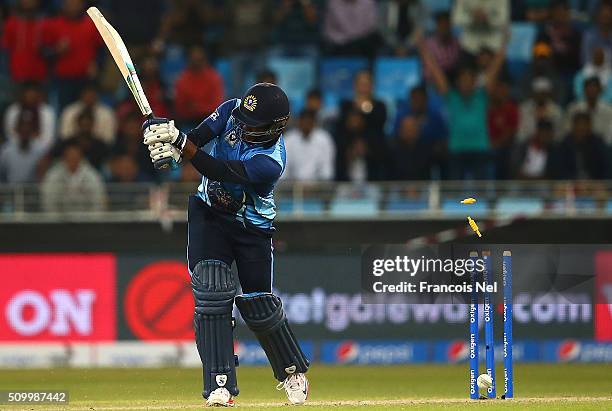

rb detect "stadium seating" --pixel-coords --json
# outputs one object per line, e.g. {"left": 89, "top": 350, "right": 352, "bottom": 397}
{"left": 267, "top": 57, "right": 316, "bottom": 114}
{"left": 373, "top": 58, "right": 421, "bottom": 133}
{"left": 159, "top": 45, "right": 186, "bottom": 96}
{"left": 506, "top": 23, "right": 537, "bottom": 80}
{"left": 319, "top": 58, "right": 369, "bottom": 110}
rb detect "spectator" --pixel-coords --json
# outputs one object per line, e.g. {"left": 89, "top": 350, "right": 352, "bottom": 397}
{"left": 513, "top": 120, "right": 556, "bottom": 179}
{"left": 393, "top": 85, "right": 448, "bottom": 177}
{"left": 304, "top": 89, "right": 323, "bottom": 115}
{"left": 283, "top": 110, "right": 335, "bottom": 182}
{"left": 518, "top": 40, "right": 567, "bottom": 104}
{"left": 555, "top": 112, "right": 608, "bottom": 179}
{"left": 107, "top": 153, "right": 148, "bottom": 183}
{"left": 256, "top": 69, "right": 277, "bottom": 84}
{"left": 337, "top": 70, "right": 387, "bottom": 140}
{"left": 225, "top": 1, "right": 271, "bottom": 95}
{"left": 152, "top": 0, "right": 209, "bottom": 48}
{"left": 566, "top": 76, "right": 612, "bottom": 144}
{"left": 423, "top": 11, "right": 461, "bottom": 80}
{"left": 225, "top": 0, "right": 271, "bottom": 52}
{"left": 573, "top": 46, "right": 612, "bottom": 102}
{"left": 335, "top": 109, "right": 370, "bottom": 182}
{"left": 389, "top": 116, "right": 432, "bottom": 180}
{"left": 108, "top": 0, "right": 164, "bottom": 47}
{"left": 59, "top": 83, "right": 116, "bottom": 144}
{"left": 379, "top": 0, "right": 427, "bottom": 56}
{"left": 65, "top": 109, "right": 110, "bottom": 170}
{"left": 4, "top": 82, "right": 55, "bottom": 151}
{"left": 488, "top": 76, "right": 519, "bottom": 179}
{"left": 112, "top": 111, "right": 156, "bottom": 181}
{"left": 2, "top": 0, "right": 48, "bottom": 83}
{"left": 581, "top": 0, "right": 612, "bottom": 64}
{"left": 41, "top": 141, "right": 106, "bottom": 212}
{"left": 524, "top": 0, "right": 551, "bottom": 23}
{"left": 270, "top": 0, "right": 321, "bottom": 56}
{"left": 0, "top": 108, "right": 48, "bottom": 184}
{"left": 138, "top": 55, "right": 170, "bottom": 118}
{"left": 335, "top": 71, "right": 387, "bottom": 179}
{"left": 305, "top": 88, "right": 335, "bottom": 130}
{"left": 418, "top": 36, "right": 506, "bottom": 180}
{"left": 540, "top": 0, "right": 582, "bottom": 77}
{"left": 174, "top": 45, "right": 224, "bottom": 127}
{"left": 323, "top": 0, "right": 380, "bottom": 59}
{"left": 43, "top": 0, "right": 102, "bottom": 108}
{"left": 517, "top": 77, "right": 563, "bottom": 143}
{"left": 452, "top": 0, "right": 509, "bottom": 55}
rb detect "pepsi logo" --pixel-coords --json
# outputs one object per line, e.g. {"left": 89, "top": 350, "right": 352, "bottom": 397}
{"left": 448, "top": 340, "right": 469, "bottom": 363}
{"left": 336, "top": 341, "right": 359, "bottom": 363}
{"left": 558, "top": 340, "right": 581, "bottom": 362}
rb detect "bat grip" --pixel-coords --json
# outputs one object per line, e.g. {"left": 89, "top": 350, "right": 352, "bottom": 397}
{"left": 144, "top": 114, "right": 176, "bottom": 171}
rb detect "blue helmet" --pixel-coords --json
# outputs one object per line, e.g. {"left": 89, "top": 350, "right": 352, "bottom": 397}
{"left": 232, "top": 83, "right": 290, "bottom": 144}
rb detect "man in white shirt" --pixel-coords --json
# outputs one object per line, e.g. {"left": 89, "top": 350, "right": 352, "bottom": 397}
{"left": 58, "top": 84, "right": 117, "bottom": 144}
{"left": 565, "top": 76, "right": 612, "bottom": 144}
{"left": 4, "top": 83, "right": 55, "bottom": 152}
{"left": 283, "top": 110, "right": 335, "bottom": 181}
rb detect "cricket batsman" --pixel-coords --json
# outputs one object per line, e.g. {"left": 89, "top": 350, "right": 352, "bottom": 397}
{"left": 142, "top": 83, "right": 310, "bottom": 407}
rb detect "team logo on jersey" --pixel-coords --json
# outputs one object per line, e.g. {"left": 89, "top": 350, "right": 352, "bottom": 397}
{"left": 225, "top": 130, "right": 238, "bottom": 147}
{"left": 243, "top": 95, "right": 257, "bottom": 111}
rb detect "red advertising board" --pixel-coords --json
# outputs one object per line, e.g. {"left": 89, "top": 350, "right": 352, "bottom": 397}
{"left": 0, "top": 254, "right": 116, "bottom": 341}
{"left": 595, "top": 252, "right": 612, "bottom": 342}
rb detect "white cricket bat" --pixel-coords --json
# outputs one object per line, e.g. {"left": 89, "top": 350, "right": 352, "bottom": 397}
{"left": 87, "top": 7, "right": 152, "bottom": 117}
{"left": 87, "top": 7, "right": 172, "bottom": 170}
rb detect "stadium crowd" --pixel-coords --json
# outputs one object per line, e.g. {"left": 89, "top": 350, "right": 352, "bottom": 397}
{"left": 1, "top": 0, "right": 612, "bottom": 212}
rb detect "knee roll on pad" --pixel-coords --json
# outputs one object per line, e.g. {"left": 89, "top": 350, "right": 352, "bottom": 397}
{"left": 235, "top": 293, "right": 310, "bottom": 381}
{"left": 191, "top": 260, "right": 238, "bottom": 398}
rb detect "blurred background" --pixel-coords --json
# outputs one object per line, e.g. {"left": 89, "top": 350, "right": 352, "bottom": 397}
{"left": 0, "top": 0, "right": 611, "bottom": 369}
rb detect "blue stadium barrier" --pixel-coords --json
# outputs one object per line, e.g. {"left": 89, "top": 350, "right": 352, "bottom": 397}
{"left": 277, "top": 199, "right": 325, "bottom": 216}
{"left": 496, "top": 197, "right": 544, "bottom": 216}
{"left": 329, "top": 198, "right": 378, "bottom": 217}
{"left": 267, "top": 57, "right": 316, "bottom": 114}
{"left": 319, "top": 58, "right": 369, "bottom": 110}
{"left": 385, "top": 199, "right": 429, "bottom": 212}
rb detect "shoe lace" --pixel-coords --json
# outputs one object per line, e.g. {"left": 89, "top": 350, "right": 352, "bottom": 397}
{"left": 276, "top": 375, "right": 300, "bottom": 391}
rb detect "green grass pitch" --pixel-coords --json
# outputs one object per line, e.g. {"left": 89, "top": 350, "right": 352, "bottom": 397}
{"left": 1, "top": 364, "right": 610, "bottom": 410}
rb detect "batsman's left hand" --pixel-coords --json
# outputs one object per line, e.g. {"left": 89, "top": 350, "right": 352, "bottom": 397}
{"left": 148, "top": 142, "right": 182, "bottom": 165}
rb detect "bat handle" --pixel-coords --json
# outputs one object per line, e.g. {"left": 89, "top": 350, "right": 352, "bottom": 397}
{"left": 144, "top": 113, "right": 175, "bottom": 171}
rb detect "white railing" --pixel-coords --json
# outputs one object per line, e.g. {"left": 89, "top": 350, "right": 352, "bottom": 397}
{"left": 0, "top": 180, "right": 611, "bottom": 223}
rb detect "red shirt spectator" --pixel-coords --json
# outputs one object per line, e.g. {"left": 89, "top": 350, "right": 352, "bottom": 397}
{"left": 42, "top": 1, "right": 101, "bottom": 79}
{"left": 2, "top": 1, "right": 48, "bottom": 82}
{"left": 174, "top": 45, "right": 224, "bottom": 123}
{"left": 487, "top": 80, "right": 519, "bottom": 148}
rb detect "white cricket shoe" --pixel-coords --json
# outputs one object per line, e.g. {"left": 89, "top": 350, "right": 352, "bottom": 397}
{"left": 276, "top": 373, "right": 309, "bottom": 405}
{"left": 206, "top": 388, "right": 234, "bottom": 407}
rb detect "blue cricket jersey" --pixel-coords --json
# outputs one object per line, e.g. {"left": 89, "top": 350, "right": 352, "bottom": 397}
{"left": 194, "top": 99, "right": 286, "bottom": 231}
